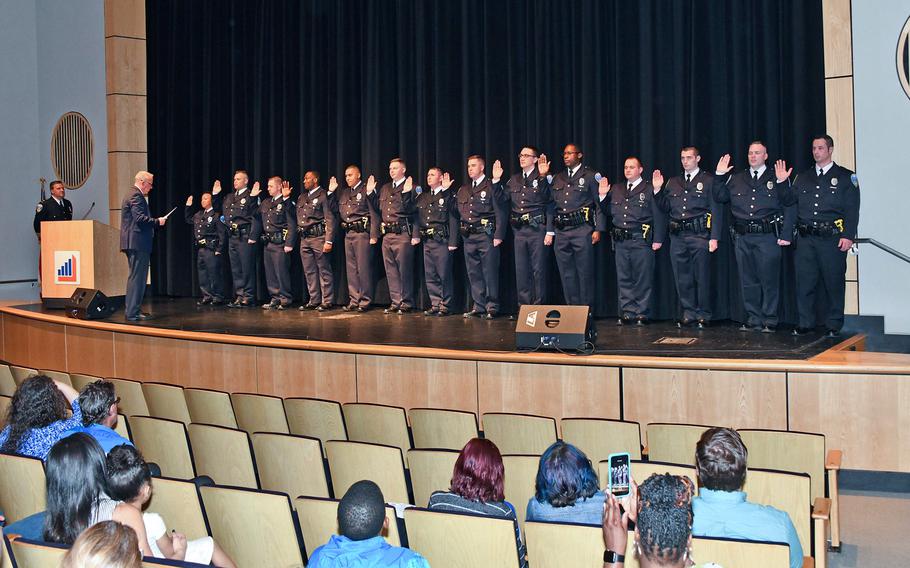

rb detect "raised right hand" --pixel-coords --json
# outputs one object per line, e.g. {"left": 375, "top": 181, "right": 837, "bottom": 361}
{"left": 598, "top": 177, "right": 611, "bottom": 197}
{"left": 185, "top": 195, "right": 193, "bottom": 207}
{"left": 366, "top": 175, "right": 377, "bottom": 194}
{"left": 328, "top": 176, "right": 339, "bottom": 193}
{"left": 251, "top": 181, "right": 261, "bottom": 196}
{"left": 538, "top": 154, "right": 550, "bottom": 176}
{"left": 212, "top": 180, "right": 222, "bottom": 195}
{"left": 716, "top": 154, "right": 733, "bottom": 175}
{"left": 651, "top": 169, "right": 664, "bottom": 192}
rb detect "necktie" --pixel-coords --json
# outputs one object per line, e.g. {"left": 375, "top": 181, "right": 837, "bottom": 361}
{"left": 628, "top": 182, "right": 633, "bottom": 191}
{"left": 472, "top": 181, "right": 477, "bottom": 189}
{"left": 752, "top": 171, "right": 758, "bottom": 181}
{"left": 685, "top": 173, "right": 691, "bottom": 184}
{"left": 818, "top": 168, "right": 823, "bottom": 177}
{"left": 523, "top": 173, "right": 528, "bottom": 181}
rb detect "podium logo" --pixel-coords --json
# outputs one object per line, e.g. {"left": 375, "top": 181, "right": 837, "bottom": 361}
{"left": 525, "top": 310, "right": 538, "bottom": 327}
{"left": 54, "top": 251, "right": 80, "bottom": 285}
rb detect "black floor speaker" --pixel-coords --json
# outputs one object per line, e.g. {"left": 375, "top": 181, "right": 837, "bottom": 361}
{"left": 65, "top": 288, "right": 121, "bottom": 320}
{"left": 515, "top": 304, "right": 595, "bottom": 350}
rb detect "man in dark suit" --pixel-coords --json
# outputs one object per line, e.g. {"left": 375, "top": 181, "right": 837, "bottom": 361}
{"left": 120, "top": 171, "right": 166, "bottom": 321}
{"left": 33, "top": 180, "right": 74, "bottom": 236}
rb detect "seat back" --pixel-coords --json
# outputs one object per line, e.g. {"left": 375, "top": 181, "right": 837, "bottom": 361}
{"left": 251, "top": 432, "right": 329, "bottom": 500}
{"left": 148, "top": 476, "right": 209, "bottom": 540}
{"left": 9, "top": 538, "right": 67, "bottom": 568}
{"left": 482, "top": 413, "right": 557, "bottom": 455}
{"left": 199, "top": 485, "right": 303, "bottom": 568}
{"left": 525, "top": 520, "right": 607, "bottom": 568}
{"left": 0, "top": 453, "right": 46, "bottom": 522}
{"left": 142, "top": 382, "right": 191, "bottom": 424}
{"left": 128, "top": 415, "right": 195, "bottom": 479}
{"left": 187, "top": 423, "right": 258, "bottom": 488}
{"left": 404, "top": 507, "right": 521, "bottom": 568}
{"left": 230, "top": 392, "right": 289, "bottom": 434}
{"left": 646, "top": 423, "right": 713, "bottom": 465}
{"left": 325, "top": 440, "right": 410, "bottom": 504}
{"left": 502, "top": 454, "right": 540, "bottom": 530}
{"left": 692, "top": 535, "right": 790, "bottom": 568}
{"left": 739, "top": 429, "right": 826, "bottom": 501}
{"left": 622, "top": 460, "right": 697, "bottom": 490}
{"left": 38, "top": 369, "right": 72, "bottom": 386}
{"left": 0, "top": 395, "right": 10, "bottom": 429}
{"left": 0, "top": 364, "right": 17, "bottom": 396}
{"left": 742, "top": 467, "right": 812, "bottom": 558}
{"left": 9, "top": 366, "right": 38, "bottom": 386}
{"left": 407, "top": 449, "right": 460, "bottom": 507}
{"left": 114, "top": 413, "right": 132, "bottom": 441}
{"left": 108, "top": 378, "right": 150, "bottom": 416}
{"left": 185, "top": 388, "right": 237, "bottom": 429}
{"left": 294, "top": 496, "right": 400, "bottom": 559}
{"left": 284, "top": 397, "right": 346, "bottom": 455}
{"left": 409, "top": 408, "right": 478, "bottom": 450}
{"left": 69, "top": 372, "right": 103, "bottom": 392}
{"left": 561, "top": 418, "right": 642, "bottom": 477}
{"left": 342, "top": 403, "right": 412, "bottom": 462}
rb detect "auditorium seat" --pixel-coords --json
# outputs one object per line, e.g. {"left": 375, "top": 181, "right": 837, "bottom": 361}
{"left": 7, "top": 537, "right": 66, "bottom": 568}
{"left": 645, "top": 422, "right": 715, "bottom": 464}
{"left": 739, "top": 428, "right": 842, "bottom": 548}
{"left": 148, "top": 476, "right": 210, "bottom": 540}
{"left": 0, "top": 395, "right": 10, "bottom": 428}
{"left": 0, "top": 364, "right": 16, "bottom": 396}
{"left": 185, "top": 388, "right": 238, "bottom": 429}
{"left": 107, "top": 378, "right": 150, "bottom": 416}
{"left": 229, "top": 392, "right": 289, "bottom": 434}
{"left": 187, "top": 423, "right": 258, "bottom": 489}
{"left": 0, "top": 453, "right": 46, "bottom": 523}
{"left": 692, "top": 535, "right": 792, "bottom": 568}
{"left": 251, "top": 432, "right": 329, "bottom": 500}
{"left": 69, "top": 372, "right": 102, "bottom": 392}
{"left": 404, "top": 507, "right": 522, "bottom": 568}
{"left": 284, "top": 397, "right": 347, "bottom": 456}
{"left": 342, "top": 403, "right": 412, "bottom": 464}
{"left": 325, "top": 440, "right": 411, "bottom": 504}
{"left": 407, "top": 448, "right": 460, "bottom": 507}
{"left": 524, "top": 521, "right": 635, "bottom": 567}
{"left": 38, "top": 369, "right": 72, "bottom": 386}
{"left": 482, "top": 412, "right": 557, "bottom": 455}
{"left": 294, "top": 496, "right": 401, "bottom": 559}
{"left": 502, "top": 454, "right": 540, "bottom": 530}
{"left": 142, "top": 382, "right": 191, "bottom": 424}
{"left": 128, "top": 415, "right": 195, "bottom": 479}
{"left": 199, "top": 485, "right": 304, "bottom": 568}
{"left": 560, "top": 418, "right": 643, "bottom": 474}
{"left": 9, "top": 365, "right": 38, "bottom": 386}
{"left": 409, "top": 408, "right": 479, "bottom": 450}
{"left": 114, "top": 413, "right": 132, "bottom": 441}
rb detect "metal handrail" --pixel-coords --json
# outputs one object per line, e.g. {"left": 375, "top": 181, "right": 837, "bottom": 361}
{"left": 855, "top": 238, "right": 910, "bottom": 264}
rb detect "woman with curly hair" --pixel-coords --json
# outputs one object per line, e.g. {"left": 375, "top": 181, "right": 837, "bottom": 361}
{"left": 0, "top": 374, "right": 81, "bottom": 459}
{"left": 526, "top": 441, "right": 605, "bottom": 524}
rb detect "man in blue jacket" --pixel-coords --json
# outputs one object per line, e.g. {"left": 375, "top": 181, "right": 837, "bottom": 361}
{"left": 120, "top": 171, "right": 166, "bottom": 321}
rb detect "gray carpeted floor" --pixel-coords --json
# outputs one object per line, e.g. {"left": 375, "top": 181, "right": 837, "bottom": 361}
{"left": 827, "top": 489, "right": 910, "bottom": 567}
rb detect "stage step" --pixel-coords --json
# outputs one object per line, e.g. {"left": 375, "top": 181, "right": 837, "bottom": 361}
{"left": 844, "top": 315, "right": 910, "bottom": 354}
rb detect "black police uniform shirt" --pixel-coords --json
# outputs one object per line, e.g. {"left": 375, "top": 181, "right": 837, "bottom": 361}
{"left": 222, "top": 188, "right": 261, "bottom": 237}
{"left": 455, "top": 175, "right": 508, "bottom": 240}
{"left": 34, "top": 196, "right": 73, "bottom": 233}
{"left": 787, "top": 162, "right": 860, "bottom": 240}
{"left": 337, "top": 181, "right": 381, "bottom": 240}
{"left": 417, "top": 186, "right": 460, "bottom": 247}
{"left": 505, "top": 168, "right": 553, "bottom": 230}
{"left": 605, "top": 178, "right": 664, "bottom": 233}
{"left": 715, "top": 165, "right": 787, "bottom": 222}
{"left": 379, "top": 180, "right": 416, "bottom": 225}
{"left": 260, "top": 195, "right": 294, "bottom": 239}
{"left": 296, "top": 186, "right": 338, "bottom": 243}
{"left": 190, "top": 207, "right": 226, "bottom": 250}
{"left": 657, "top": 168, "right": 723, "bottom": 240}
{"left": 546, "top": 164, "right": 606, "bottom": 231}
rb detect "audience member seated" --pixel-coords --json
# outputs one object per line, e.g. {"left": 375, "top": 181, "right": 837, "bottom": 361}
{"left": 692, "top": 427, "right": 802, "bottom": 568}
{"left": 61, "top": 520, "right": 142, "bottom": 568}
{"left": 307, "top": 480, "right": 429, "bottom": 567}
{"left": 0, "top": 375, "right": 82, "bottom": 459}
{"left": 105, "top": 444, "right": 236, "bottom": 567}
{"left": 42, "top": 433, "right": 154, "bottom": 556}
{"left": 526, "top": 441, "right": 605, "bottom": 524}
{"left": 63, "top": 380, "right": 132, "bottom": 453}
{"left": 427, "top": 438, "right": 528, "bottom": 568}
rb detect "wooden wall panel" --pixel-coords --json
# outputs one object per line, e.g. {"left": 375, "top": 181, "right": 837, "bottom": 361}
{"left": 0, "top": 312, "right": 5, "bottom": 362}
{"left": 623, "top": 368, "right": 787, "bottom": 445}
{"left": 65, "top": 326, "right": 115, "bottom": 377}
{"left": 822, "top": 0, "right": 853, "bottom": 78}
{"left": 104, "top": 0, "right": 146, "bottom": 39}
{"left": 845, "top": 281, "right": 859, "bottom": 315}
{"left": 846, "top": 254, "right": 857, "bottom": 281}
{"left": 825, "top": 77, "right": 856, "bottom": 171}
{"left": 477, "top": 362, "right": 620, "bottom": 430}
{"left": 1, "top": 314, "right": 67, "bottom": 370}
{"left": 789, "top": 372, "right": 910, "bottom": 471}
{"left": 356, "top": 355, "right": 478, "bottom": 416}
{"left": 257, "top": 348, "right": 356, "bottom": 401}
{"left": 105, "top": 37, "right": 146, "bottom": 95}
{"left": 106, "top": 95, "right": 147, "bottom": 153}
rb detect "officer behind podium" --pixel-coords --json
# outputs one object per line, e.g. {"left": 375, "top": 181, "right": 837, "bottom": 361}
{"left": 414, "top": 168, "right": 460, "bottom": 316}
{"left": 184, "top": 185, "right": 227, "bottom": 305}
{"left": 538, "top": 144, "right": 606, "bottom": 308}
{"left": 775, "top": 134, "right": 860, "bottom": 337}
{"left": 221, "top": 170, "right": 262, "bottom": 308}
{"left": 712, "top": 142, "right": 795, "bottom": 333}
{"left": 296, "top": 171, "right": 338, "bottom": 311}
{"left": 653, "top": 146, "right": 723, "bottom": 328}
{"left": 259, "top": 176, "right": 295, "bottom": 310}
{"left": 33, "top": 180, "right": 73, "bottom": 237}
{"left": 337, "top": 165, "right": 380, "bottom": 312}
{"left": 376, "top": 158, "right": 417, "bottom": 315}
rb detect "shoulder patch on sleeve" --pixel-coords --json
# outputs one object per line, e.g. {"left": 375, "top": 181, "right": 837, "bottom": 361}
{"left": 36, "top": 202, "right": 43, "bottom": 212}
{"left": 850, "top": 174, "right": 859, "bottom": 188}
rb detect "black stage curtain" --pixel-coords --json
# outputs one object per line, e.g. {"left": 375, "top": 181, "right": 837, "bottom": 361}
{"left": 147, "top": 0, "right": 825, "bottom": 322}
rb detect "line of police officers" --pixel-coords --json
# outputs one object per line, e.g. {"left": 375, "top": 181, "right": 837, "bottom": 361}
{"left": 178, "top": 134, "right": 859, "bottom": 337}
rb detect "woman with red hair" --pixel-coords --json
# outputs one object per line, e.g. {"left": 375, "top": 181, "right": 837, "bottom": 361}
{"left": 427, "top": 438, "right": 527, "bottom": 567}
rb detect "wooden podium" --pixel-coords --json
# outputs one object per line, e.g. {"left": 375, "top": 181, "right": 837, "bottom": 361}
{"left": 40, "top": 220, "right": 128, "bottom": 307}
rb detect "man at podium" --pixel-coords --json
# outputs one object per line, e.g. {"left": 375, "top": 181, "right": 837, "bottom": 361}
{"left": 33, "top": 180, "right": 73, "bottom": 238}
{"left": 120, "top": 171, "right": 167, "bottom": 321}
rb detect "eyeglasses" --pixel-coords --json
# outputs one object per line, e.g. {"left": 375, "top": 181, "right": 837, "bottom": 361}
{"left": 114, "top": 397, "right": 121, "bottom": 405}
{"left": 518, "top": 153, "right": 537, "bottom": 159}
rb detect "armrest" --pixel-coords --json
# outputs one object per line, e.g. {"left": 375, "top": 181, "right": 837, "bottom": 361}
{"left": 812, "top": 497, "right": 831, "bottom": 520}
{"left": 642, "top": 445, "right": 649, "bottom": 458}
{"left": 802, "top": 557, "right": 815, "bottom": 568}
{"left": 826, "top": 450, "right": 842, "bottom": 470}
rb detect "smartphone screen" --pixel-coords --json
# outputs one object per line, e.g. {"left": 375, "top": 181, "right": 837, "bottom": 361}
{"left": 608, "top": 452, "right": 630, "bottom": 497}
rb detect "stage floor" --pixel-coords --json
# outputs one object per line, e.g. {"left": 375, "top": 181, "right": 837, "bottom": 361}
{"left": 20, "top": 298, "right": 849, "bottom": 360}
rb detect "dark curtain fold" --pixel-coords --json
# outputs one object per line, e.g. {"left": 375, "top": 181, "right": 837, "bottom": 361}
{"left": 147, "top": 0, "right": 825, "bottom": 321}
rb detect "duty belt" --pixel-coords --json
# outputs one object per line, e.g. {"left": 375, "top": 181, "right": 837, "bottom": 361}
{"left": 262, "top": 229, "right": 288, "bottom": 245}
{"left": 342, "top": 218, "right": 370, "bottom": 233}
{"left": 460, "top": 218, "right": 494, "bottom": 236}
{"left": 381, "top": 221, "right": 412, "bottom": 236}
{"left": 420, "top": 225, "right": 449, "bottom": 240}
{"left": 798, "top": 219, "right": 843, "bottom": 237}
{"left": 196, "top": 238, "right": 220, "bottom": 250}
{"left": 670, "top": 213, "right": 711, "bottom": 235}
{"left": 554, "top": 207, "right": 593, "bottom": 230}
{"left": 229, "top": 223, "right": 250, "bottom": 237}
{"left": 732, "top": 214, "right": 783, "bottom": 236}
{"left": 611, "top": 223, "right": 652, "bottom": 242}
{"left": 510, "top": 212, "right": 545, "bottom": 229}
{"left": 300, "top": 223, "right": 326, "bottom": 238}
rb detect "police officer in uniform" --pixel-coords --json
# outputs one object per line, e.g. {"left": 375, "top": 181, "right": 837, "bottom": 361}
{"left": 599, "top": 157, "right": 667, "bottom": 325}
{"left": 295, "top": 171, "right": 338, "bottom": 311}
{"left": 34, "top": 180, "right": 74, "bottom": 237}
{"left": 456, "top": 155, "right": 509, "bottom": 319}
{"left": 713, "top": 142, "right": 795, "bottom": 332}
{"left": 538, "top": 145, "right": 606, "bottom": 307}
{"left": 184, "top": 185, "right": 226, "bottom": 305}
{"left": 337, "top": 165, "right": 380, "bottom": 312}
{"left": 653, "top": 146, "right": 723, "bottom": 327}
{"left": 259, "top": 176, "right": 295, "bottom": 309}
{"left": 775, "top": 134, "right": 860, "bottom": 337}
{"left": 375, "top": 158, "right": 417, "bottom": 314}
{"left": 221, "top": 170, "right": 262, "bottom": 307}
{"left": 505, "top": 146, "right": 553, "bottom": 307}
{"left": 413, "top": 168, "right": 460, "bottom": 316}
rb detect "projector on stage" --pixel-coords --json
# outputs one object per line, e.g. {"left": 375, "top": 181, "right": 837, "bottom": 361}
{"left": 515, "top": 305, "right": 595, "bottom": 351}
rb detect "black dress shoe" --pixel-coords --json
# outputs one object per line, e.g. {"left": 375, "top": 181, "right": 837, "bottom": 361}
{"left": 677, "top": 318, "right": 694, "bottom": 328}
{"left": 437, "top": 308, "right": 449, "bottom": 317}
{"left": 825, "top": 329, "right": 841, "bottom": 338}
{"left": 226, "top": 298, "right": 241, "bottom": 308}
{"left": 276, "top": 303, "right": 287, "bottom": 311}
{"left": 196, "top": 299, "right": 208, "bottom": 306}
{"left": 342, "top": 304, "right": 355, "bottom": 312}
{"left": 761, "top": 325, "right": 776, "bottom": 333}
{"left": 127, "top": 313, "right": 153, "bottom": 322}
{"left": 463, "top": 310, "right": 484, "bottom": 318}
{"left": 424, "top": 306, "right": 439, "bottom": 316}
{"left": 397, "top": 307, "right": 412, "bottom": 315}
{"left": 210, "top": 299, "right": 224, "bottom": 306}
{"left": 792, "top": 327, "right": 813, "bottom": 336}
{"left": 697, "top": 319, "right": 708, "bottom": 329}
{"left": 484, "top": 311, "right": 498, "bottom": 320}
{"left": 316, "top": 304, "right": 333, "bottom": 312}
{"left": 384, "top": 306, "right": 399, "bottom": 314}
{"left": 357, "top": 306, "right": 369, "bottom": 312}
{"left": 262, "top": 300, "right": 279, "bottom": 310}
{"left": 739, "top": 323, "right": 761, "bottom": 332}
{"left": 239, "top": 300, "right": 254, "bottom": 308}
{"left": 635, "top": 316, "right": 649, "bottom": 326}
{"left": 300, "top": 303, "right": 319, "bottom": 311}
